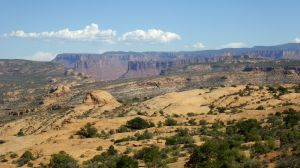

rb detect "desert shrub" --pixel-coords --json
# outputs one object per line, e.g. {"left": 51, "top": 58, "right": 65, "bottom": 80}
{"left": 294, "top": 84, "right": 300, "bottom": 93}
{"left": 0, "top": 140, "right": 5, "bottom": 144}
{"left": 48, "top": 151, "right": 79, "bottom": 168}
{"left": 84, "top": 145, "right": 119, "bottom": 167}
{"left": 226, "top": 119, "right": 262, "bottom": 142}
{"left": 187, "top": 112, "right": 197, "bottom": 117}
{"left": 126, "top": 117, "right": 155, "bottom": 130}
{"left": 188, "top": 118, "right": 197, "bottom": 126}
{"left": 276, "top": 153, "right": 300, "bottom": 168}
{"left": 114, "top": 136, "right": 136, "bottom": 144}
{"left": 199, "top": 119, "right": 208, "bottom": 126}
{"left": 280, "top": 128, "right": 300, "bottom": 146}
{"left": 256, "top": 105, "right": 264, "bottom": 110}
{"left": 283, "top": 109, "right": 300, "bottom": 128}
{"left": 17, "top": 129, "right": 25, "bottom": 136}
{"left": 136, "top": 130, "right": 154, "bottom": 141}
{"left": 27, "top": 162, "right": 33, "bottom": 167}
{"left": 116, "top": 155, "right": 138, "bottom": 168}
{"left": 116, "top": 125, "right": 130, "bottom": 133}
{"left": 134, "top": 146, "right": 166, "bottom": 168}
{"left": 165, "top": 128, "right": 194, "bottom": 145}
{"left": 268, "top": 86, "right": 277, "bottom": 93}
{"left": 95, "top": 146, "right": 102, "bottom": 152}
{"left": 267, "top": 114, "right": 282, "bottom": 127}
{"left": 77, "top": 123, "right": 98, "bottom": 138}
{"left": 251, "top": 140, "right": 275, "bottom": 155}
{"left": 10, "top": 153, "right": 18, "bottom": 159}
{"left": 278, "top": 86, "right": 288, "bottom": 95}
{"left": 225, "top": 134, "right": 245, "bottom": 148}
{"left": 185, "top": 139, "right": 258, "bottom": 168}
{"left": 217, "top": 107, "right": 226, "bottom": 113}
{"left": 16, "top": 151, "right": 34, "bottom": 167}
{"left": 164, "top": 117, "right": 177, "bottom": 126}
{"left": 211, "top": 120, "right": 225, "bottom": 129}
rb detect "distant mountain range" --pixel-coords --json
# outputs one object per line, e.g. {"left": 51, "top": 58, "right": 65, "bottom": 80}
{"left": 52, "top": 43, "right": 300, "bottom": 81}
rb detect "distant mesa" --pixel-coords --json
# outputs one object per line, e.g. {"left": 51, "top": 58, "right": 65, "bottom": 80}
{"left": 52, "top": 43, "right": 300, "bottom": 81}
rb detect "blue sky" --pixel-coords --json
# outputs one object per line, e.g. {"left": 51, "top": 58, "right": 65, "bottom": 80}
{"left": 1, "top": 0, "right": 300, "bottom": 61}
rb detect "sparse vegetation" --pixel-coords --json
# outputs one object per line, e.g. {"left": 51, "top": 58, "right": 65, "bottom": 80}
{"left": 48, "top": 151, "right": 79, "bottom": 168}
{"left": 125, "top": 117, "right": 155, "bottom": 130}
{"left": 165, "top": 128, "right": 194, "bottom": 145}
{"left": 17, "top": 129, "right": 25, "bottom": 136}
{"left": 77, "top": 123, "right": 98, "bottom": 138}
{"left": 134, "top": 146, "right": 167, "bottom": 168}
{"left": 164, "top": 117, "right": 177, "bottom": 126}
{"left": 16, "top": 151, "right": 34, "bottom": 167}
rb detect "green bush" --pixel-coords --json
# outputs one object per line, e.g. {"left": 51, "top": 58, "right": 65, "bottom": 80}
{"left": 256, "top": 106, "right": 265, "bottom": 110}
{"left": 280, "top": 128, "right": 300, "bottom": 146}
{"left": 134, "top": 146, "right": 166, "bottom": 168}
{"left": 136, "top": 130, "right": 154, "bottom": 141}
{"left": 114, "top": 136, "right": 135, "bottom": 144}
{"left": 116, "top": 125, "right": 131, "bottom": 133}
{"left": 16, "top": 151, "right": 34, "bottom": 167}
{"left": 199, "top": 120, "right": 208, "bottom": 126}
{"left": 283, "top": 109, "right": 300, "bottom": 128}
{"left": 77, "top": 123, "right": 98, "bottom": 138}
{"left": 48, "top": 151, "right": 79, "bottom": 168}
{"left": 164, "top": 117, "right": 177, "bottom": 126}
{"left": 217, "top": 107, "right": 226, "bottom": 113}
{"left": 84, "top": 145, "right": 119, "bottom": 167}
{"left": 278, "top": 86, "right": 288, "bottom": 95}
{"left": 165, "top": 128, "right": 194, "bottom": 145}
{"left": 185, "top": 139, "right": 260, "bottom": 168}
{"left": 226, "top": 119, "right": 262, "bottom": 142}
{"left": 126, "top": 117, "right": 155, "bottom": 130}
{"left": 116, "top": 155, "right": 138, "bottom": 168}
{"left": 251, "top": 142, "right": 271, "bottom": 155}
{"left": 17, "top": 129, "right": 25, "bottom": 137}
{"left": 276, "top": 153, "right": 300, "bottom": 168}
{"left": 96, "top": 146, "right": 103, "bottom": 151}
{"left": 211, "top": 120, "right": 225, "bottom": 129}
{"left": 188, "top": 118, "right": 197, "bottom": 126}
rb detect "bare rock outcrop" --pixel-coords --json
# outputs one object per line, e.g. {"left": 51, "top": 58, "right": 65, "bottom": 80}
{"left": 83, "top": 90, "right": 121, "bottom": 108}
{"left": 49, "top": 85, "right": 71, "bottom": 96}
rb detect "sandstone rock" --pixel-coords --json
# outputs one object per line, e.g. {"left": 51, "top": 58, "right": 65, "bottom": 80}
{"left": 49, "top": 85, "right": 71, "bottom": 96}
{"left": 83, "top": 90, "right": 121, "bottom": 107}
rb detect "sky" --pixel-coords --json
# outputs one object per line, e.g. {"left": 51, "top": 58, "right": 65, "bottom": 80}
{"left": 1, "top": 0, "right": 300, "bottom": 61}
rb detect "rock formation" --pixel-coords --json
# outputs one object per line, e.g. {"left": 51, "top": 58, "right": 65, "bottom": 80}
{"left": 52, "top": 43, "right": 300, "bottom": 81}
{"left": 83, "top": 90, "right": 121, "bottom": 107}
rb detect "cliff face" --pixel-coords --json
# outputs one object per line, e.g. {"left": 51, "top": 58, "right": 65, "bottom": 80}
{"left": 52, "top": 43, "right": 300, "bottom": 81}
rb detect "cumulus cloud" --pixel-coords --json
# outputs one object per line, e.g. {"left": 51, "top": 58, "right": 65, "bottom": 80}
{"left": 121, "top": 29, "right": 181, "bottom": 43}
{"left": 24, "top": 51, "right": 56, "bottom": 61}
{"left": 192, "top": 42, "right": 205, "bottom": 49}
{"left": 7, "top": 23, "right": 116, "bottom": 43}
{"left": 222, "top": 42, "right": 246, "bottom": 48}
{"left": 295, "top": 38, "right": 300, "bottom": 43}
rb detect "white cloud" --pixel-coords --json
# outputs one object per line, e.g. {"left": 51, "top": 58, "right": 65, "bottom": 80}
{"left": 295, "top": 38, "right": 300, "bottom": 43}
{"left": 192, "top": 42, "right": 205, "bottom": 49}
{"left": 121, "top": 29, "right": 181, "bottom": 43}
{"left": 24, "top": 51, "right": 56, "bottom": 61}
{"left": 7, "top": 23, "right": 116, "bottom": 43}
{"left": 222, "top": 42, "right": 246, "bottom": 48}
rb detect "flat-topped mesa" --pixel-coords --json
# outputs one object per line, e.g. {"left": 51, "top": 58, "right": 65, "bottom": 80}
{"left": 52, "top": 43, "right": 300, "bottom": 81}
